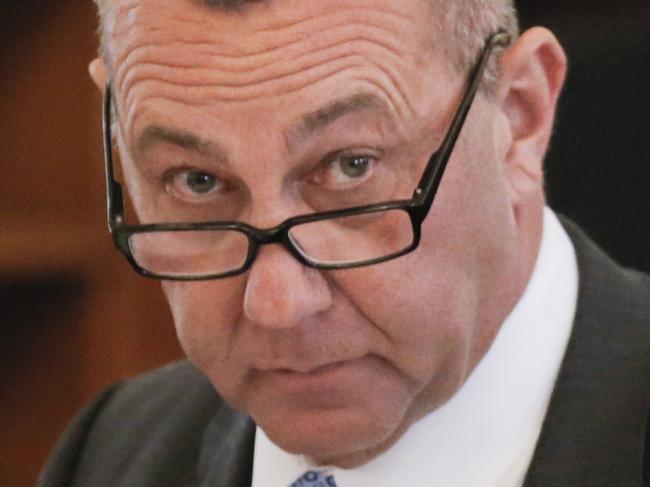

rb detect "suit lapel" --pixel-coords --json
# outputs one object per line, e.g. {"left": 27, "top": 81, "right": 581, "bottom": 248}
{"left": 197, "top": 404, "right": 256, "bottom": 487}
{"left": 524, "top": 220, "right": 649, "bottom": 486}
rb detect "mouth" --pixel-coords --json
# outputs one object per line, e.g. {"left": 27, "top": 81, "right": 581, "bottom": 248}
{"left": 274, "top": 360, "right": 351, "bottom": 375}
{"left": 253, "top": 357, "right": 371, "bottom": 399}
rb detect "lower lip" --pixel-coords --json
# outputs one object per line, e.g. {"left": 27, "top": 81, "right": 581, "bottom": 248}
{"left": 258, "top": 358, "right": 369, "bottom": 394}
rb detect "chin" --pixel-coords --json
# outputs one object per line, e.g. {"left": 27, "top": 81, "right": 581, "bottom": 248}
{"left": 253, "top": 401, "right": 409, "bottom": 467}
{"left": 238, "top": 355, "right": 420, "bottom": 465}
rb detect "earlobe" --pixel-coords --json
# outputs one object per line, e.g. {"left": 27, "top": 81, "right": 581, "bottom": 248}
{"left": 89, "top": 58, "right": 107, "bottom": 91}
{"left": 497, "top": 27, "right": 567, "bottom": 204}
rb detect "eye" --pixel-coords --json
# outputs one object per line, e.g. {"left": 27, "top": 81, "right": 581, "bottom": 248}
{"left": 338, "top": 156, "right": 371, "bottom": 178}
{"left": 184, "top": 171, "right": 217, "bottom": 194}
{"left": 166, "top": 168, "right": 222, "bottom": 201}
{"left": 321, "top": 154, "right": 376, "bottom": 186}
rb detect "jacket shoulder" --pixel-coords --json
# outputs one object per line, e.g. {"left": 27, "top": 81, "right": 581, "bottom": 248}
{"left": 39, "top": 361, "right": 245, "bottom": 487}
{"left": 525, "top": 218, "right": 650, "bottom": 486}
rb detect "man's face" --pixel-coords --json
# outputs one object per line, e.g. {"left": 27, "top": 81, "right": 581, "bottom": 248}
{"left": 104, "top": 0, "right": 525, "bottom": 466}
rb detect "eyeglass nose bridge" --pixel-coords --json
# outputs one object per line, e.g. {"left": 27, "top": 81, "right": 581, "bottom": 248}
{"left": 241, "top": 219, "right": 311, "bottom": 271}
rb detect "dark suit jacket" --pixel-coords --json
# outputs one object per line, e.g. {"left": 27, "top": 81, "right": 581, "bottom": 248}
{"left": 39, "top": 221, "right": 650, "bottom": 486}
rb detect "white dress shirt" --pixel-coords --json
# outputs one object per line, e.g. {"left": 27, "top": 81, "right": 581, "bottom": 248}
{"left": 252, "top": 208, "right": 578, "bottom": 487}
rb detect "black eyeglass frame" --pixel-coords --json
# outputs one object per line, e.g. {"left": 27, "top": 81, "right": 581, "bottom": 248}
{"left": 103, "top": 30, "right": 511, "bottom": 281}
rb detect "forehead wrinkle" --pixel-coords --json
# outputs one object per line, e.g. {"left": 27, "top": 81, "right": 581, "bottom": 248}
{"left": 120, "top": 22, "right": 403, "bottom": 74}
{"left": 119, "top": 47, "right": 405, "bottom": 111}
{"left": 253, "top": 5, "right": 412, "bottom": 34}
{"left": 110, "top": 1, "right": 421, "bottom": 98}
{"left": 203, "top": 4, "right": 418, "bottom": 55}
{"left": 121, "top": 90, "right": 212, "bottom": 143}
{"left": 120, "top": 64, "right": 410, "bottom": 149}
{"left": 116, "top": 9, "right": 406, "bottom": 64}
{"left": 114, "top": 17, "right": 406, "bottom": 93}
{"left": 116, "top": 34, "right": 419, "bottom": 122}
{"left": 112, "top": 2, "right": 431, "bottom": 144}
{"left": 119, "top": 47, "right": 392, "bottom": 99}
{"left": 119, "top": 56, "right": 360, "bottom": 115}
{"left": 110, "top": 3, "right": 411, "bottom": 64}
{"left": 118, "top": 61, "right": 414, "bottom": 146}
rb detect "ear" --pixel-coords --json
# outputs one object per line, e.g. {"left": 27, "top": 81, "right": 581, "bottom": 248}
{"left": 496, "top": 27, "right": 567, "bottom": 205}
{"left": 89, "top": 58, "right": 107, "bottom": 91}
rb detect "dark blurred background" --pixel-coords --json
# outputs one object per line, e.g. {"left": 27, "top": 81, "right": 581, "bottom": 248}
{"left": 520, "top": 1, "right": 649, "bottom": 272}
{"left": 1, "top": 1, "right": 648, "bottom": 485}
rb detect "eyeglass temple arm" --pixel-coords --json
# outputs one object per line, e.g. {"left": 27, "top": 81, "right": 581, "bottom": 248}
{"left": 103, "top": 82, "right": 125, "bottom": 227}
{"left": 412, "top": 30, "right": 511, "bottom": 216}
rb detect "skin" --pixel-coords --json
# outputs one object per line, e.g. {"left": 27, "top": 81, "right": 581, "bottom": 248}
{"left": 90, "top": 0, "right": 566, "bottom": 468}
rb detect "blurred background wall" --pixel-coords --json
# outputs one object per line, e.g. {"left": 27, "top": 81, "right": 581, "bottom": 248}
{"left": 1, "top": 3, "right": 181, "bottom": 485}
{"left": 0, "top": 1, "right": 647, "bottom": 485}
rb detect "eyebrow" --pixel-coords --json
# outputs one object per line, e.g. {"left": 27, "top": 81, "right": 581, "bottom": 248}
{"left": 134, "top": 125, "right": 228, "bottom": 162}
{"left": 285, "top": 92, "right": 392, "bottom": 148}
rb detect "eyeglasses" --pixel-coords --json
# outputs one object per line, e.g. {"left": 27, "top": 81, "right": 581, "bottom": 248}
{"left": 103, "top": 31, "right": 511, "bottom": 281}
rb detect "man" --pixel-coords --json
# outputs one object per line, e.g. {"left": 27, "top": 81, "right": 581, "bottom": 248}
{"left": 41, "top": 0, "right": 649, "bottom": 486}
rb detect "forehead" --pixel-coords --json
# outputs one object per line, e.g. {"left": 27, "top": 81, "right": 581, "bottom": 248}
{"left": 107, "top": 0, "right": 438, "bottom": 88}
{"left": 106, "top": 0, "right": 450, "bottom": 147}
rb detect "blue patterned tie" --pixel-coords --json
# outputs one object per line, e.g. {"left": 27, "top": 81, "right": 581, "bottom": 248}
{"left": 290, "top": 470, "right": 338, "bottom": 487}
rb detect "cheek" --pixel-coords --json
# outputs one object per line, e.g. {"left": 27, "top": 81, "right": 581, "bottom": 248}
{"left": 162, "top": 280, "right": 248, "bottom": 394}
{"left": 334, "top": 259, "right": 479, "bottom": 399}
{"left": 330, "top": 152, "right": 512, "bottom": 405}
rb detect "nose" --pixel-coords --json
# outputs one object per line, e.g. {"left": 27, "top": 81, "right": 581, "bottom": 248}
{"left": 243, "top": 244, "right": 333, "bottom": 329}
